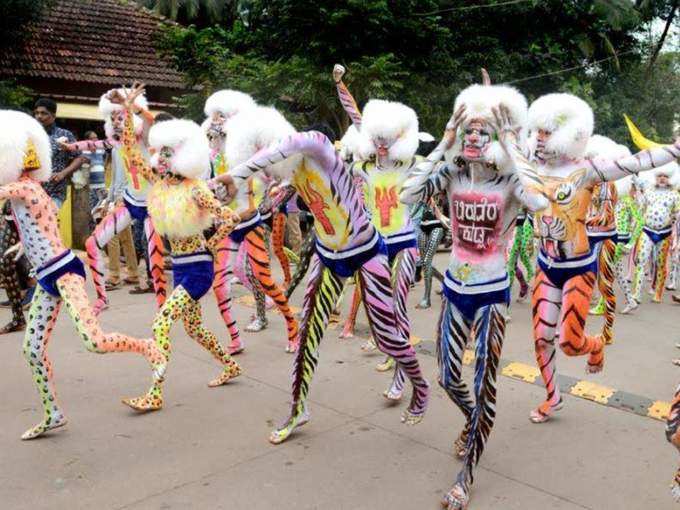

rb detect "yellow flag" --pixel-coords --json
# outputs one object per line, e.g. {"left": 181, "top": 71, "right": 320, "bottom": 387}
{"left": 623, "top": 114, "right": 663, "bottom": 150}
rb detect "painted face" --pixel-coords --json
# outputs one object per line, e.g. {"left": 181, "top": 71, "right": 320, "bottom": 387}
{"left": 461, "top": 120, "right": 491, "bottom": 161}
{"left": 156, "top": 146, "right": 174, "bottom": 175}
{"left": 207, "top": 113, "right": 227, "bottom": 151}
{"left": 656, "top": 174, "right": 670, "bottom": 188}
{"left": 110, "top": 111, "right": 125, "bottom": 140}
{"left": 372, "top": 135, "right": 393, "bottom": 167}
{"left": 534, "top": 128, "right": 554, "bottom": 162}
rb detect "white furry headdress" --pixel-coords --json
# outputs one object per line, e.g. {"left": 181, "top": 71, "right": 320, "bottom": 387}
{"left": 585, "top": 135, "right": 631, "bottom": 160}
{"left": 528, "top": 93, "right": 594, "bottom": 160}
{"left": 224, "top": 106, "right": 302, "bottom": 181}
{"left": 447, "top": 84, "right": 528, "bottom": 172}
{"left": 149, "top": 119, "right": 210, "bottom": 180}
{"left": 338, "top": 125, "right": 362, "bottom": 162}
{"left": 0, "top": 110, "right": 52, "bottom": 184}
{"left": 204, "top": 90, "right": 256, "bottom": 119}
{"left": 357, "top": 100, "right": 419, "bottom": 164}
{"left": 614, "top": 175, "right": 634, "bottom": 196}
{"left": 99, "top": 88, "right": 148, "bottom": 141}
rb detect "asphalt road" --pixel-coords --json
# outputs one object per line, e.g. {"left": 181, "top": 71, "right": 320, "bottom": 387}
{"left": 0, "top": 252, "right": 677, "bottom": 509}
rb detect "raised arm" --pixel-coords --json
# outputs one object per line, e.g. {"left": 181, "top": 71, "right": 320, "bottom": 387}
{"left": 493, "top": 106, "right": 549, "bottom": 212}
{"left": 122, "top": 104, "right": 156, "bottom": 184}
{"left": 400, "top": 107, "right": 466, "bottom": 205}
{"left": 108, "top": 83, "right": 157, "bottom": 184}
{"left": 226, "top": 131, "right": 339, "bottom": 186}
{"left": 333, "top": 64, "right": 362, "bottom": 129}
{"left": 586, "top": 140, "right": 680, "bottom": 183}
{"left": 192, "top": 185, "right": 240, "bottom": 251}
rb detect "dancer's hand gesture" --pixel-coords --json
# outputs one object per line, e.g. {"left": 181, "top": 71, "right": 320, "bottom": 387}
{"left": 123, "top": 82, "right": 146, "bottom": 111}
{"left": 491, "top": 104, "right": 517, "bottom": 147}
{"left": 443, "top": 105, "right": 466, "bottom": 151}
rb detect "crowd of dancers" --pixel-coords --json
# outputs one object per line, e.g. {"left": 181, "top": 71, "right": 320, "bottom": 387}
{"left": 0, "top": 64, "right": 679, "bottom": 509}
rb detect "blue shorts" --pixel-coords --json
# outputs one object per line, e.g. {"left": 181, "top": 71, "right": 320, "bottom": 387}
{"left": 229, "top": 213, "right": 262, "bottom": 244}
{"left": 384, "top": 231, "right": 418, "bottom": 265}
{"left": 643, "top": 226, "right": 672, "bottom": 244}
{"left": 442, "top": 271, "right": 510, "bottom": 322}
{"left": 315, "top": 230, "right": 386, "bottom": 278}
{"left": 537, "top": 250, "right": 598, "bottom": 290}
{"left": 172, "top": 252, "right": 214, "bottom": 301}
{"left": 587, "top": 231, "right": 617, "bottom": 248}
{"left": 123, "top": 190, "right": 148, "bottom": 222}
{"left": 36, "top": 250, "right": 86, "bottom": 298}
{"left": 617, "top": 233, "right": 631, "bottom": 244}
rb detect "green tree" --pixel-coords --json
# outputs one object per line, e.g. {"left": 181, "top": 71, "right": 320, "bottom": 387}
{"left": 157, "top": 0, "right": 680, "bottom": 142}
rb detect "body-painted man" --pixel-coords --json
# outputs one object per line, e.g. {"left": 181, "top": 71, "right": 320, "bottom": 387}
{"left": 0, "top": 109, "right": 166, "bottom": 439}
{"left": 401, "top": 84, "right": 548, "bottom": 510}
{"left": 83, "top": 89, "right": 167, "bottom": 314}
{"left": 213, "top": 107, "right": 430, "bottom": 445}
{"left": 201, "top": 89, "right": 257, "bottom": 353}
{"left": 583, "top": 135, "right": 628, "bottom": 344}
{"left": 506, "top": 208, "right": 534, "bottom": 303}
{"left": 115, "top": 89, "right": 242, "bottom": 411}
{"left": 632, "top": 163, "right": 680, "bottom": 303}
{"left": 510, "top": 93, "right": 680, "bottom": 424}
{"left": 333, "top": 64, "right": 430, "bottom": 391}
{"left": 0, "top": 201, "right": 26, "bottom": 333}
{"left": 215, "top": 106, "right": 299, "bottom": 350}
{"left": 590, "top": 175, "right": 643, "bottom": 314}
{"left": 415, "top": 198, "right": 446, "bottom": 309}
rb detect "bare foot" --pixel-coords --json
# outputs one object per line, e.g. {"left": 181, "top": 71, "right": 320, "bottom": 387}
{"left": 208, "top": 361, "right": 242, "bottom": 387}
{"left": 269, "top": 408, "right": 310, "bottom": 445}
{"left": 21, "top": 415, "right": 68, "bottom": 440}
{"left": 529, "top": 399, "right": 564, "bottom": 424}
{"left": 441, "top": 483, "right": 469, "bottom": 510}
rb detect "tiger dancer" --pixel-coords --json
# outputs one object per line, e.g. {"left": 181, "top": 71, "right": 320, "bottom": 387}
{"left": 506, "top": 93, "right": 680, "bottom": 424}
{"left": 333, "top": 64, "right": 430, "bottom": 394}
{"left": 202, "top": 89, "right": 257, "bottom": 354}
{"left": 0, "top": 109, "right": 167, "bottom": 439}
{"left": 631, "top": 163, "right": 680, "bottom": 304}
{"left": 82, "top": 88, "right": 167, "bottom": 314}
{"left": 584, "top": 135, "right": 626, "bottom": 344}
{"left": 401, "top": 83, "right": 548, "bottom": 510}
{"left": 212, "top": 107, "right": 430, "bottom": 445}
{"left": 114, "top": 85, "right": 243, "bottom": 411}
{"left": 214, "top": 117, "right": 299, "bottom": 349}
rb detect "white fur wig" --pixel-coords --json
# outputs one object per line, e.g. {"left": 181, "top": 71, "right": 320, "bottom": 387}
{"left": 641, "top": 160, "right": 680, "bottom": 188}
{"left": 204, "top": 90, "right": 256, "bottom": 119}
{"left": 0, "top": 109, "right": 52, "bottom": 184}
{"left": 98, "top": 88, "right": 148, "bottom": 140}
{"left": 149, "top": 119, "right": 210, "bottom": 180}
{"left": 528, "top": 93, "right": 594, "bottom": 160}
{"left": 585, "top": 135, "right": 631, "bottom": 160}
{"left": 224, "top": 106, "right": 302, "bottom": 181}
{"left": 338, "top": 124, "right": 362, "bottom": 161}
{"left": 357, "top": 99, "right": 419, "bottom": 163}
{"left": 614, "top": 175, "right": 634, "bottom": 196}
{"left": 447, "top": 84, "right": 528, "bottom": 172}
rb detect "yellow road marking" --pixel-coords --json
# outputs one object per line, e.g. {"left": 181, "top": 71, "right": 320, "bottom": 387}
{"left": 648, "top": 401, "right": 671, "bottom": 421}
{"left": 570, "top": 381, "right": 615, "bottom": 404}
{"left": 501, "top": 362, "right": 540, "bottom": 383}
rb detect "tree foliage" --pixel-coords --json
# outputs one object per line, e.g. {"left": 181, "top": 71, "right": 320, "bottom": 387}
{"left": 157, "top": 0, "right": 680, "bottom": 143}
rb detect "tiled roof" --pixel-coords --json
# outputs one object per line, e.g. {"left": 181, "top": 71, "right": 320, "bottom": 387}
{"left": 0, "top": 0, "right": 186, "bottom": 89}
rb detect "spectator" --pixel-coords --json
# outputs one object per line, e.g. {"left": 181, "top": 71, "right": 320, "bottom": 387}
{"left": 33, "top": 98, "right": 87, "bottom": 208}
